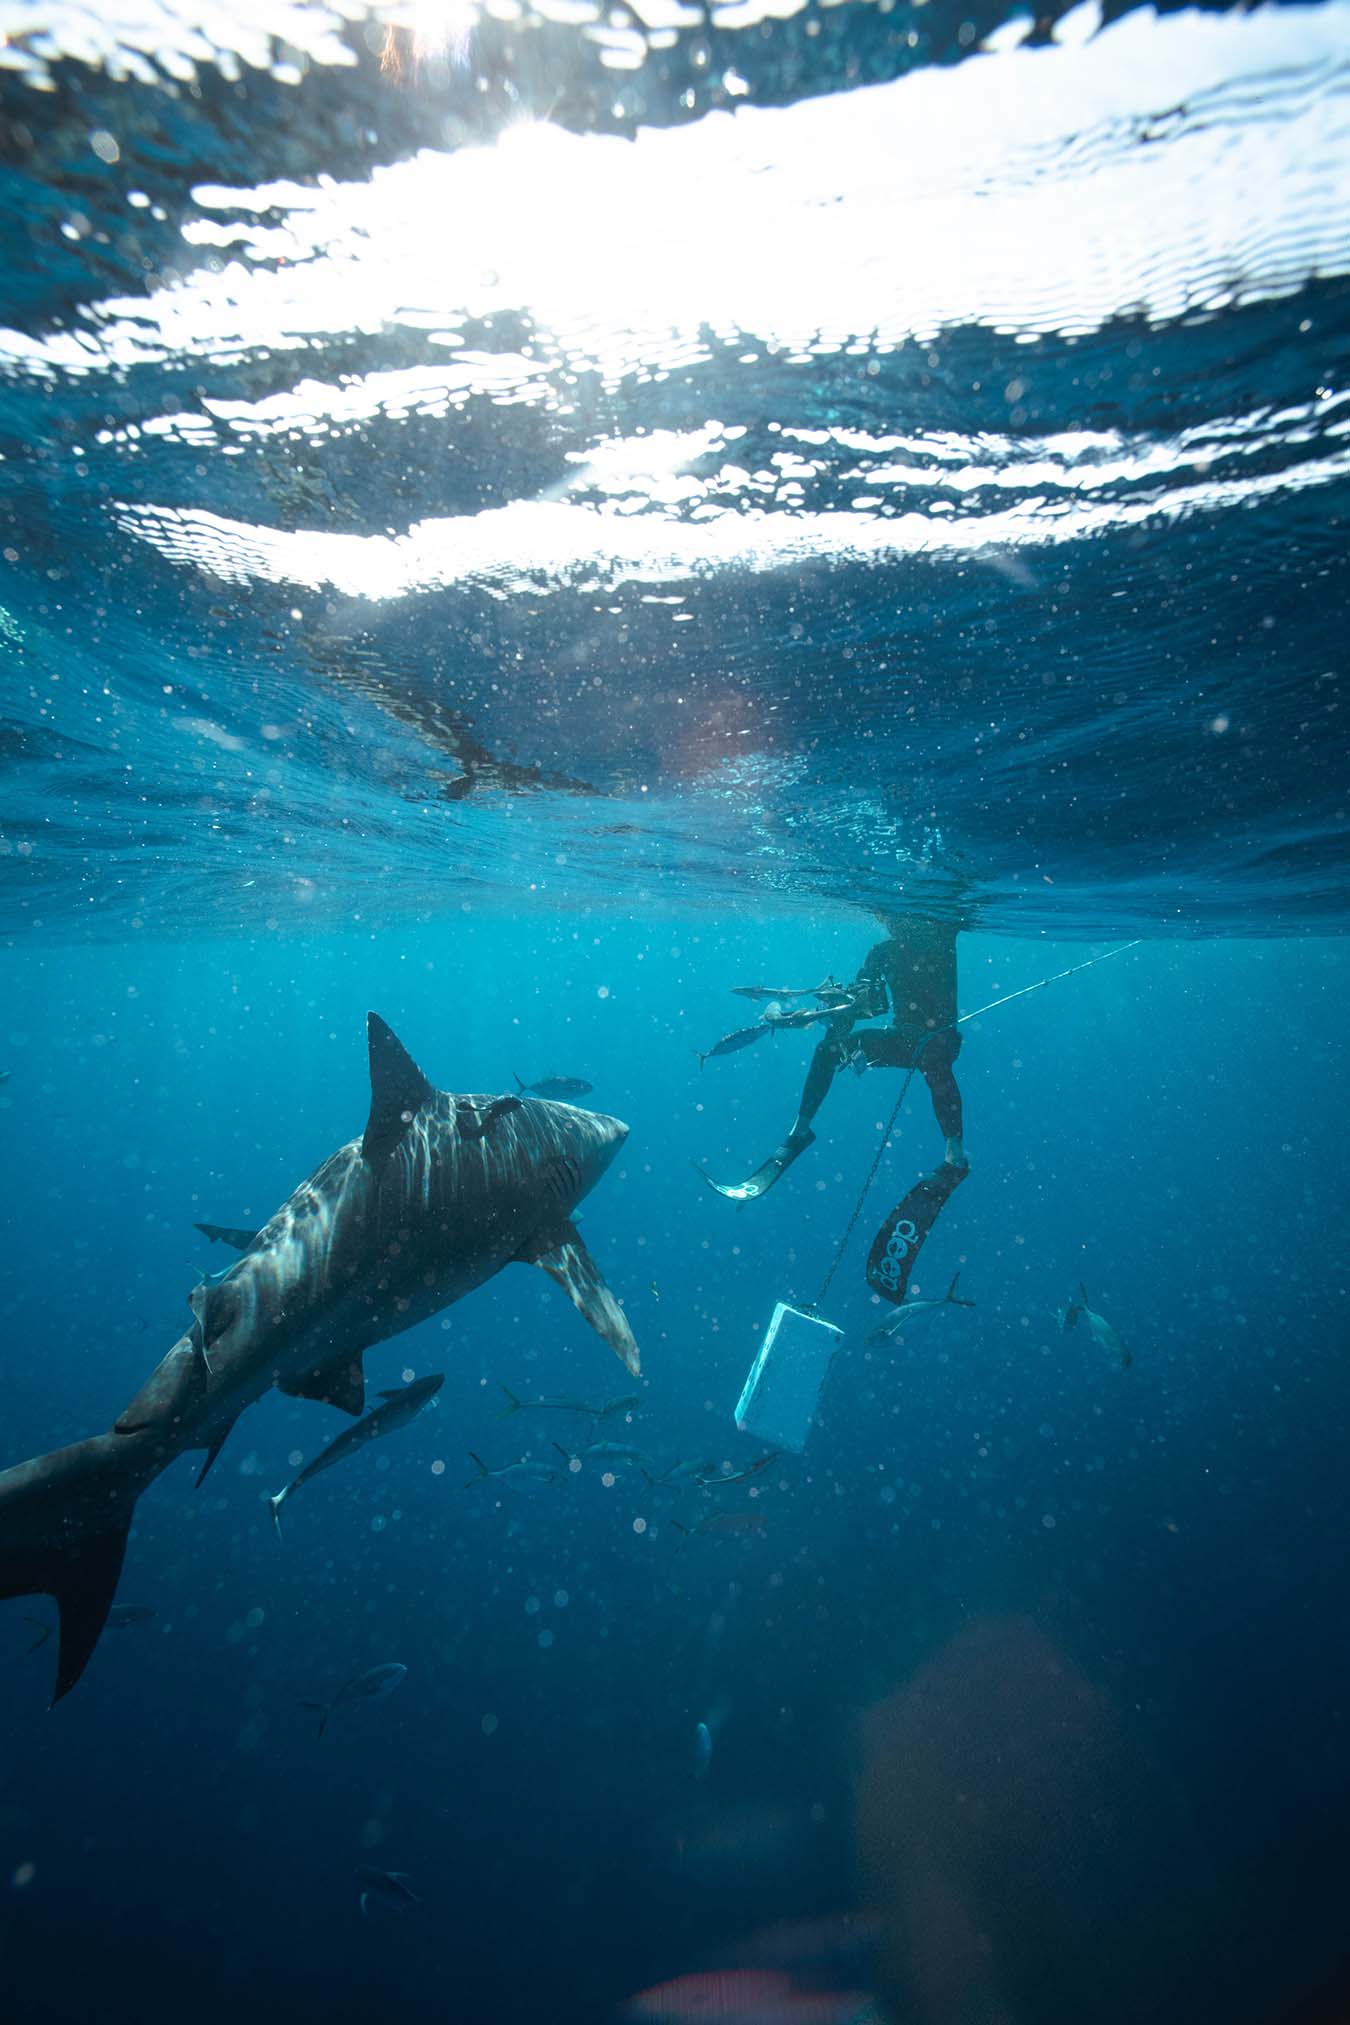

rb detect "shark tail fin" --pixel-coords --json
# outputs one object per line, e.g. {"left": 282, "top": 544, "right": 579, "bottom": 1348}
{"left": 496, "top": 1384, "right": 522, "bottom": 1419}
{"left": 0, "top": 1433, "right": 149, "bottom": 1705}
{"left": 464, "top": 1453, "right": 490, "bottom": 1487}
{"left": 1080, "top": 1282, "right": 1090, "bottom": 1304}
{"left": 299, "top": 1699, "right": 329, "bottom": 1739}
{"left": 513, "top": 1073, "right": 526, "bottom": 1094}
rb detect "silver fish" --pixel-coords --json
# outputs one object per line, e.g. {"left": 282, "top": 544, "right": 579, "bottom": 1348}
{"left": 301, "top": 1661, "right": 406, "bottom": 1739}
{"left": 356, "top": 1865, "right": 419, "bottom": 1917}
{"left": 497, "top": 1383, "right": 640, "bottom": 1421}
{"left": 464, "top": 1453, "right": 560, "bottom": 1488}
{"left": 269, "top": 1374, "right": 443, "bottom": 1533}
{"left": 865, "top": 1272, "right": 975, "bottom": 1344}
{"left": 696, "top": 1022, "right": 775, "bottom": 1069}
{"left": 514, "top": 1073, "right": 593, "bottom": 1100}
{"left": 1061, "top": 1283, "right": 1131, "bottom": 1369}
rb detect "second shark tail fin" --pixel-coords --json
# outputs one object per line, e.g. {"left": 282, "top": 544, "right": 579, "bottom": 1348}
{"left": 496, "top": 1384, "right": 522, "bottom": 1419}
{"left": 0, "top": 1432, "right": 154, "bottom": 1705}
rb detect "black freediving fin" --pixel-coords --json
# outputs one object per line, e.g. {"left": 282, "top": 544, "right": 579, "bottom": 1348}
{"left": 866, "top": 1162, "right": 968, "bottom": 1308}
{"left": 194, "top": 1222, "right": 261, "bottom": 1251}
{"left": 694, "top": 1127, "right": 816, "bottom": 1203}
{"left": 279, "top": 1356, "right": 366, "bottom": 1416}
{"left": 516, "top": 1219, "right": 640, "bottom": 1375}
{"left": 363, "top": 1013, "right": 436, "bottom": 1163}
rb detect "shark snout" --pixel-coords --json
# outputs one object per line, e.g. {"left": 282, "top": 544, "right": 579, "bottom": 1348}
{"left": 584, "top": 1108, "right": 629, "bottom": 1182}
{"left": 544, "top": 1102, "right": 628, "bottom": 1195}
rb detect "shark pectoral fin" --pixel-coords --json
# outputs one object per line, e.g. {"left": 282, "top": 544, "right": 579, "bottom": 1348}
{"left": 517, "top": 1220, "right": 640, "bottom": 1376}
{"left": 194, "top": 1416, "right": 241, "bottom": 1489}
{"left": 279, "top": 1356, "right": 366, "bottom": 1416}
{"left": 362, "top": 1013, "right": 436, "bottom": 1163}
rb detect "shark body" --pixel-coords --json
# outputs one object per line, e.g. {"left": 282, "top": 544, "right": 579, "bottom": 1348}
{"left": 0, "top": 1014, "right": 637, "bottom": 1703}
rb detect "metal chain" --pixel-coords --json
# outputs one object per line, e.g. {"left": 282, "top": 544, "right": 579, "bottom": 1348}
{"left": 806, "top": 942, "right": 1141, "bottom": 1312}
{"left": 812, "top": 1064, "right": 918, "bottom": 1312}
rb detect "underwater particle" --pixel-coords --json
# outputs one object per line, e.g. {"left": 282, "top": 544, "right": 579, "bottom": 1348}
{"left": 633, "top": 1516, "right": 647, "bottom": 1534}
{"left": 90, "top": 130, "right": 119, "bottom": 164}
{"left": 538, "top": 1630, "right": 554, "bottom": 1649}
{"left": 525, "top": 1595, "right": 540, "bottom": 1615}
{"left": 481, "top": 1713, "right": 498, "bottom": 1735}
{"left": 1042, "top": 1514, "right": 1057, "bottom": 1529}
{"left": 553, "top": 1588, "right": 569, "bottom": 1608}
{"left": 12, "top": 1862, "right": 35, "bottom": 1889}
{"left": 431, "top": 1459, "right": 445, "bottom": 1475}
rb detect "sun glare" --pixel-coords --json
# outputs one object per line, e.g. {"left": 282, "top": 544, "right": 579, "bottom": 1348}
{"left": 382, "top": 0, "right": 481, "bottom": 74}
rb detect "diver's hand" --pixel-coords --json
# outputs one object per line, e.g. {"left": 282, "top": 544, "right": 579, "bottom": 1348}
{"left": 762, "top": 1003, "right": 830, "bottom": 1030}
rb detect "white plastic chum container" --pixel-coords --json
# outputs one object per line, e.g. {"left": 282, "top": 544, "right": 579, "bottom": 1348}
{"left": 734, "top": 1301, "right": 844, "bottom": 1454}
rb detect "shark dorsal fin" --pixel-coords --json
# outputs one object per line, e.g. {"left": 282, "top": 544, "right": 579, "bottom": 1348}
{"left": 363, "top": 1014, "right": 435, "bottom": 1162}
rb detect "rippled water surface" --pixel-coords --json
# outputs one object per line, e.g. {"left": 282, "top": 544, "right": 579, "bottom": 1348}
{"left": 3, "top": 12, "right": 1350, "bottom": 2025}
{"left": 1, "top": 0, "right": 1346, "bottom": 938}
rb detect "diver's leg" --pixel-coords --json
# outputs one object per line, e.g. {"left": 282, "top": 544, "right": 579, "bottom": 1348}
{"left": 698, "top": 1036, "right": 845, "bottom": 1202}
{"left": 789, "top": 1035, "right": 844, "bottom": 1135}
{"left": 920, "top": 1031, "right": 966, "bottom": 1168}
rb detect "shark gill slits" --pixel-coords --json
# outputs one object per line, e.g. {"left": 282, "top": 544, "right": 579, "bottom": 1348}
{"left": 544, "top": 1155, "right": 581, "bottom": 1200}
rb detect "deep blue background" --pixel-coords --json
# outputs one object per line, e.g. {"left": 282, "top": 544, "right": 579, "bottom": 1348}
{"left": 1, "top": 918, "right": 1347, "bottom": 2022}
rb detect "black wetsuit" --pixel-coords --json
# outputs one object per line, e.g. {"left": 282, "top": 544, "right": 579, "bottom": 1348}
{"left": 791, "top": 919, "right": 963, "bottom": 1143}
{"left": 702, "top": 917, "right": 964, "bottom": 1202}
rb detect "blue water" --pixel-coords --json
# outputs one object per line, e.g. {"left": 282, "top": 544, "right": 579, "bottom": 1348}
{"left": 2, "top": 3, "right": 1349, "bottom": 2021}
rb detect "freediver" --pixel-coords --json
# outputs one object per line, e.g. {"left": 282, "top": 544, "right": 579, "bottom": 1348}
{"left": 705, "top": 910, "right": 967, "bottom": 1201}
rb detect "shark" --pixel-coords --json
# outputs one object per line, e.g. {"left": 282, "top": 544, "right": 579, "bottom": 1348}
{"left": 0, "top": 1013, "right": 638, "bottom": 1704}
